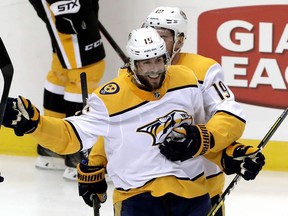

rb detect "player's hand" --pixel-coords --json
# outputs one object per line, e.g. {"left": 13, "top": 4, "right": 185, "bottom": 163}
{"left": 77, "top": 160, "right": 107, "bottom": 207}
{"left": 222, "top": 142, "right": 265, "bottom": 180}
{"left": 2, "top": 96, "right": 40, "bottom": 136}
{"left": 159, "top": 124, "right": 215, "bottom": 162}
{"left": 47, "top": 0, "right": 98, "bottom": 34}
{"left": 74, "top": 104, "right": 89, "bottom": 116}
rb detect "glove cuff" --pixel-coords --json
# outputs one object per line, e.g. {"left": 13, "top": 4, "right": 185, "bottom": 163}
{"left": 77, "top": 163, "right": 106, "bottom": 184}
{"left": 187, "top": 124, "right": 214, "bottom": 157}
{"left": 225, "top": 142, "right": 257, "bottom": 158}
{"left": 77, "top": 162, "right": 108, "bottom": 206}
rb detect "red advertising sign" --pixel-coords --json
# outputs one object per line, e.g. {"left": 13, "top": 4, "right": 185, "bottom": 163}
{"left": 198, "top": 5, "right": 288, "bottom": 109}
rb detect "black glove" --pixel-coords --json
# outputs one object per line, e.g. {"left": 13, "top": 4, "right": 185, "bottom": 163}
{"left": 222, "top": 142, "right": 265, "bottom": 180}
{"left": 2, "top": 96, "right": 40, "bottom": 136}
{"left": 47, "top": 0, "right": 99, "bottom": 34}
{"left": 159, "top": 124, "right": 215, "bottom": 162}
{"left": 77, "top": 160, "right": 107, "bottom": 207}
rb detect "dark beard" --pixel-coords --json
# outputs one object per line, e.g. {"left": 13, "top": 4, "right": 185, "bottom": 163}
{"left": 136, "top": 73, "right": 166, "bottom": 91}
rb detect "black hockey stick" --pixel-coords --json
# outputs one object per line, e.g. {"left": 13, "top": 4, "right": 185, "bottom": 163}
{"left": 0, "top": 37, "right": 14, "bottom": 127}
{"left": 92, "top": 196, "right": 101, "bottom": 216}
{"left": 0, "top": 37, "right": 14, "bottom": 183}
{"left": 98, "top": 21, "right": 129, "bottom": 64}
{"left": 79, "top": 72, "right": 90, "bottom": 164}
{"left": 80, "top": 72, "right": 100, "bottom": 216}
{"left": 207, "top": 107, "right": 288, "bottom": 216}
{"left": 80, "top": 72, "right": 88, "bottom": 107}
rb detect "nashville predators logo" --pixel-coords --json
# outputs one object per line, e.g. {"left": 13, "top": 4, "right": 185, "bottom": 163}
{"left": 137, "top": 110, "right": 193, "bottom": 146}
{"left": 100, "top": 82, "right": 120, "bottom": 95}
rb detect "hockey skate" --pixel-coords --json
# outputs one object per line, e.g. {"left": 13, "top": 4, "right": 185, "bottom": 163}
{"left": 35, "top": 145, "right": 66, "bottom": 170}
{"left": 62, "top": 166, "right": 77, "bottom": 181}
{"left": 63, "top": 151, "right": 88, "bottom": 181}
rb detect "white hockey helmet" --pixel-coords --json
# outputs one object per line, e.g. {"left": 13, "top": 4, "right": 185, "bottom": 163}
{"left": 126, "top": 27, "right": 169, "bottom": 72}
{"left": 143, "top": 6, "right": 188, "bottom": 40}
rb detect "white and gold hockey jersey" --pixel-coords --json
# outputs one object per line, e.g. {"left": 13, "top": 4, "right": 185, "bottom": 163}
{"left": 87, "top": 52, "right": 246, "bottom": 202}
{"left": 32, "top": 65, "right": 213, "bottom": 203}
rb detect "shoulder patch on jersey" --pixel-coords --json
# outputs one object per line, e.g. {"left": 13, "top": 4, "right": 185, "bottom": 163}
{"left": 100, "top": 82, "right": 120, "bottom": 95}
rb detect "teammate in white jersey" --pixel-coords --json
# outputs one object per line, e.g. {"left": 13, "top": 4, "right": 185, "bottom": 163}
{"left": 144, "top": 6, "right": 266, "bottom": 215}
{"left": 3, "top": 27, "right": 264, "bottom": 216}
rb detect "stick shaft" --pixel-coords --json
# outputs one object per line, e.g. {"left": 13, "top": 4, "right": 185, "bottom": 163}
{"left": 0, "top": 37, "right": 14, "bottom": 127}
{"left": 208, "top": 108, "right": 288, "bottom": 216}
{"left": 0, "top": 37, "right": 14, "bottom": 182}
{"left": 93, "top": 196, "right": 101, "bottom": 216}
{"left": 257, "top": 108, "right": 288, "bottom": 149}
{"left": 80, "top": 72, "right": 88, "bottom": 107}
{"left": 80, "top": 72, "right": 101, "bottom": 215}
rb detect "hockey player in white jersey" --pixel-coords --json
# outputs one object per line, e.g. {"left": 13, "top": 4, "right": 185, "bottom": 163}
{"left": 4, "top": 27, "right": 212, "bottom": 215}
{"left": 2, "top": 27, "right": 264, "bottom": 216}
{"left": 84, "top": 6, "right": 265, "bottom": 216}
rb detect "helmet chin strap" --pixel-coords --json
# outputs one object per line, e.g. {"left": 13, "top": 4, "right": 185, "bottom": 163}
{"left": 170, "top": 38, "right": 182, "bottom": 63}
{"left": 170, "top": 48, "right": 180, "bottom": 64}
{"left": 129, "top": 61, "right": 146, "bottom": 88}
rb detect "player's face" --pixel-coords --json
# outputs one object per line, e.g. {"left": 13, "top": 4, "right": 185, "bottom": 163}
{"left": 135, "top": 56, "right": 166, "bottom": 91}
{"left": 155, "top": 28, "right": 174, "bottom": 57}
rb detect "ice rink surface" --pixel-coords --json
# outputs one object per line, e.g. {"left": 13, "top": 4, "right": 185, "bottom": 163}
{"left": 0, "top": 155, "right": 288, "bottom": 216}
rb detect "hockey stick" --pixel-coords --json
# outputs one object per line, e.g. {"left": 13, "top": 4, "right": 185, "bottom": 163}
{"left": 80, "top": 72, "right": 88, "bottom": 107}
{"left": 0, "top": 37, "right": 14, "bottom": 128}
{"left": 207, "top": 107, "right": 288, "bottom": 216}
{"left": 0, "top": 37, "right": 14, "bottom": 183}
{"left": 80, "top": 72, "right": 100, "bottom": 216}
{"left": 92, "top": 196, "right": 101, "bottom": 216}
{"left": 98, "top": 21, "right": 129, "bottom": 64}
{"left": 79, "top": 72, "right": 91, "bottom": 163}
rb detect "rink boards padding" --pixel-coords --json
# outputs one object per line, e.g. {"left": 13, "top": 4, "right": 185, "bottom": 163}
{"left": 0, "top": 127, "right": 287, "bottom": 171}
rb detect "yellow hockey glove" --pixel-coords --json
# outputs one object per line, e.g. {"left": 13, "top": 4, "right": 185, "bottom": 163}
{"left": 2, "top": 96, "right": 40, "bottom": 136}
{"left": 77, "top": 160, "right": 107, "bottom": 207}
{"left": 222, "top": 142, "right": 265, "bottom": 180}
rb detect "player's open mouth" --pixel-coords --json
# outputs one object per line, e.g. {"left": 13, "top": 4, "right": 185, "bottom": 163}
{"left": 148, "top": 74, "right": 161, "bottom": 79}
{"left": 145, "top": 70, "right": 165, "bottom": 79}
